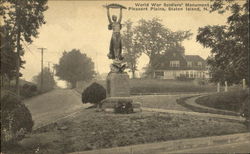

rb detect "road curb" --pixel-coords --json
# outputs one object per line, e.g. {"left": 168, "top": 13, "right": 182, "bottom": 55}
{"left": 70, "top": 133, "right": 250, "bottom": 154}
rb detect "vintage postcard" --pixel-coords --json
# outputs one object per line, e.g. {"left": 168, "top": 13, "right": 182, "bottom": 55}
{"left": 1, "top": 0, "right": 249, "bottom": 153}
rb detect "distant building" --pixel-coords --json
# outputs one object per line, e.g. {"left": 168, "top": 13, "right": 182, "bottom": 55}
{"left": 153, "top": 51, "right": 210, "bottom": 79}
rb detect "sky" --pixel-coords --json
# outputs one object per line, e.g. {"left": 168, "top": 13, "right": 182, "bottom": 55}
{"left": 20, "top": 0, "right": 231, "bottom": 83}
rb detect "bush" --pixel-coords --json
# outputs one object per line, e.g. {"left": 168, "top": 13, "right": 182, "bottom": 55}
{"left": 115, "top": 100, "right": 133, "bottom": 114}
{"left": 101, "top": 98, "right": 134, "bottom": 114}
{"left": 21, "top": 84, "right": 38, "bottom": 98}
{"left": 1, "top": 94, "right": 34, "bottom": 146}
{"left": 176, "top": 75, "right": 194, "bottom": 81}
{"left": 82, "top": 82, "right": 106, "bottom": 106}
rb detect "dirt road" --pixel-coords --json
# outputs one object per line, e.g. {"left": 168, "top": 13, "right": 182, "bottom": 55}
{"left": 24, "top": 88, "right": 91, "bottom": 129}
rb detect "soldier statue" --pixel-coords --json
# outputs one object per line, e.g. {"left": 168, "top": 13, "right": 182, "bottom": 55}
{"left": 105, "top": 4, "right": 127, "bottom": 72}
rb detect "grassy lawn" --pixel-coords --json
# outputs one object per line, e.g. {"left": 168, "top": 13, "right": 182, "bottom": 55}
{"left": 196, "top": 90, "right": 249, "bottom": 113}
{"left": 132, "top": 95, "right": 192, "bottom": 112}
{"left": 8, "top": 109, "right": 248, "bottom": 154}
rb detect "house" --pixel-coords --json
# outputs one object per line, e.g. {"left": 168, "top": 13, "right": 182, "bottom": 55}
{"left": 153, "top": 51, "right": 210, "bottom": 79}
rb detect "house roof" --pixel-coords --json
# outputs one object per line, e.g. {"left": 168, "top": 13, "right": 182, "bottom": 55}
{"left": 185, "top": 55, "right": 205, "bottom": 62}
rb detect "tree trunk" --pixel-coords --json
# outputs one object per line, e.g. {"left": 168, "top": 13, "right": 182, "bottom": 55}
{"left": 16, "top": 25, "right": 21, "bottom": 96}
{"left": 132, "top": 70, "right": 135, "bottom": 79}
{"left": 148, "top": 59, "right": 154, "bottom": 79}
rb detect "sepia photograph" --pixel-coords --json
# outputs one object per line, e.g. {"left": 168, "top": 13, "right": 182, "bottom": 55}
{"left": 0, "top": 0, "right": 249, "bottom": 153}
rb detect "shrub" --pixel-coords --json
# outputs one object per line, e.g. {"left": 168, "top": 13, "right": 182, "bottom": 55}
{"left": 21, "top": 84, "right": 38, "bottom": 98}
{"left": 176, "top": 75, "right": 194, "bottom": 81}
{"left": 82, "top": 82, "right": 106, "bottom": 106}
{"left": 101, "top": 98, "right": 134, "bottom": 114}
{"left": 115, "top": 100, "right": 133, "bottom": 114}
{"left": 1, "top": 94, "right": 34, "bottom": 146}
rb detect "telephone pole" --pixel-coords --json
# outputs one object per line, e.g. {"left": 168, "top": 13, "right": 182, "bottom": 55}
{"left": 47, "top": 61, "right": 51, "bottom": 72}
{"left": 38, "top": 48, "right": 46, "bottom": 91}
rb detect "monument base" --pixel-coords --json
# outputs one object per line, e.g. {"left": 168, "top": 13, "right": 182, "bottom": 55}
{"left": 101, "top": 97, "right": 141, "bottom": 113}
{"left": 103, "top": 72, "right": 141, "bottom": 113}
{"left": 106, "top": 72, "right": 130, "bottom": 97}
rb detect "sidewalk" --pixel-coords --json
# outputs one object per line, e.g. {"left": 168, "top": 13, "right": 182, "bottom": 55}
{"left": 70, "top": 133, "right": 250, "bottom": 154}
{"left": 142, "top": 107, "right": 245, "bottom": 122}
{"left": 185, "top": 95, "right": 240, "bottom": 116}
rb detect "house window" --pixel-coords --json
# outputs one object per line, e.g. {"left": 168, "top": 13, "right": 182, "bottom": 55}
{"left": 198, "top": 62, "right": 202, "bottom": 67}
{"left": 170, "top": 61, "right": 180, "bottom": 67}
{"left": 190, "top": 72, "right": 193, "bottom": 78}
{"left": 155, "top": 71, "right": 164, "bottom": 79}
{"left": 173, "top": 71, "right": 176, "bottom": 77}
{"left": 187, "top": 61, "right": 192, "bottom": 67}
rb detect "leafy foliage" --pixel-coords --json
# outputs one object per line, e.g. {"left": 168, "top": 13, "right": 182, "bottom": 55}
{"left": 55, "top": 49, "right": 95, "bottom": 88}
{"left": 82, "top": 82, "right": 106, "bottom": 105}
{"left": 134, "top": 17, "right": 192, "bottom": 77}
{"left": 1, "top": 0, "right": 48, "bottom": 43}
{"left": 122, "top": 20, "right": 141, "bottom": 78}
{"left": 197, "top": 0, "right": 249, "bottom": 84}
{"left": 0, "top": 25, "right": 25, "bottom": 80}
{"left": 32, "top": 67, "right": 55, "bottom": 92}
{"left": 1, "top": 94, "right": 33, "bottom": 145}
{"left": 0, "top": 0, "right": 48, "bottom": 82}
{"left": 20, "top": 83, "right": 38, "bottom": 98}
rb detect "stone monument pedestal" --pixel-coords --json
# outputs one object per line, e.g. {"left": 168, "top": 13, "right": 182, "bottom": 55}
{"left": 101, "top": 72, "right": 141, "bottom": 113}
{"left": 106, "top": 73, "right": 130, "bottom": 97}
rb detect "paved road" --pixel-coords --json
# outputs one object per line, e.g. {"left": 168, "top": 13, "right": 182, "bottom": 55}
{"left": 171, "top": 141, "right": 250, "bottom": 153}
{"left": 24, "top": 88, "right": 91, "bottom": 129}
{"left": 142, "top": 107, "right": 246, "bottom": 121}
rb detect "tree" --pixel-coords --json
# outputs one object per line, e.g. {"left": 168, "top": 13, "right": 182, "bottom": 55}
{"left": 197, "top": 0, "right": 249, "bottom": 84}
{"left": 122, "top": 20, "right": 141, "bottom": 78}
{"left": 0, "top": 25, "right": 25, "bottom": 88}
{"left": 32, "top": 67, "right": 55, "bottom": 92}
{"left": 134, "top": 17, "right": 192, "bottom": 77}
{"left": 0, "top": 0, "right": 48, "bottom": 94}
{"left": 55, "top": 49, "right": 95, "bottom": 88}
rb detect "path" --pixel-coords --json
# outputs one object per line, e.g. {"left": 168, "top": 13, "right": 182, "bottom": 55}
{"left": 142, "top": 107, "right": 245, "bottom": 121}
{"left": 185, "top": 95, "right": 240, "bottom": 115}
{"left": 24, "top": 88, "right": 91, "bottom": 129}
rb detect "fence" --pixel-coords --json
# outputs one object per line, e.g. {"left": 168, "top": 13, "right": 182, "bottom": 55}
{"left": 216, "top": 79, "right": 248, "bottom": 92}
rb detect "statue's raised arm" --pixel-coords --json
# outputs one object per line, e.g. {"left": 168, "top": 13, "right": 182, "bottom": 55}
{"left": 118, "top": 8, "right": 122, "bottom": 23}
{"left": 107, "top": 7, "right": 112, "bottom": 24}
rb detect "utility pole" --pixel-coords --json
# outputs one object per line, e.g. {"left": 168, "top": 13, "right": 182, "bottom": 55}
{"left": 38, "top": 48, "right": 46, "bottom": 91}
{"left": 47, "top": 61, "right": 51, "bottom": 72}
{"left": 95, "top": 51, "right": 99, "bottom": 74}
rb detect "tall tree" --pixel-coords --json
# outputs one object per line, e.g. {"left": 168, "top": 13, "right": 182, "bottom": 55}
{"left": 134, "top": 17, "right": 192, "bottom": 77}
{"left": 0, "top": 0, "right": 48, "bottom": 94}
{"left": 32, "top": 67, "right": 55, "bottom": 92}
{"left": 55, "top": 49, "right": 95, "bottom": 88}
{"left": 197, "top": 0, "right": 249, "bottom": 84}
{"left": 122, "top": 20, "right": 141, "bottom": 78}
